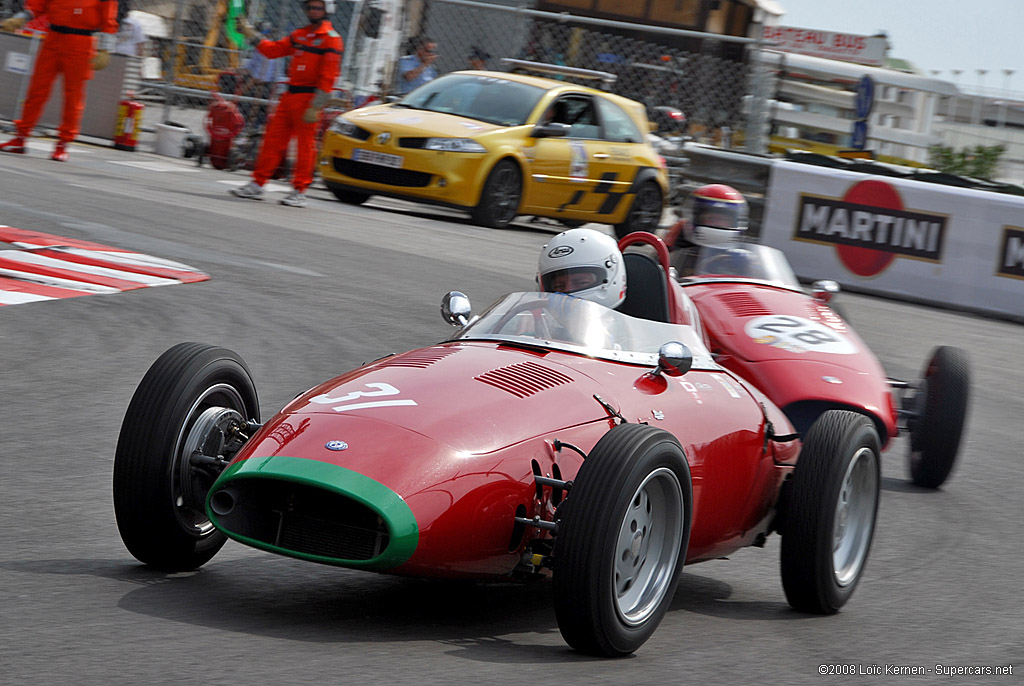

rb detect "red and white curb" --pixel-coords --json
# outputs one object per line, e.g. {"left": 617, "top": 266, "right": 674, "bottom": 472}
{"left": 0, "top": 226, "right": 209, "bottom": 306}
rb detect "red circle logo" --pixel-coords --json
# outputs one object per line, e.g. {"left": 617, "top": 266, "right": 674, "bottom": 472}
{"left": 835, "top": 180, "right": 901, "bottom": 277}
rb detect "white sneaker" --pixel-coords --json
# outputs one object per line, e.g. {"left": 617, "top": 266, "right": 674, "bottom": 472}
{"left": 230, "top": 181, "right": 264, "bottom": 200}
{"left": 279, "top": 190, "right": 307, "bottom": 208}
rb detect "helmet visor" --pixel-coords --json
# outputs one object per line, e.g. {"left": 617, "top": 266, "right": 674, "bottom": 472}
{"left": 693, "top": 203, "right": 742, "bottom": 230}
{"left": 540, "top": 267, "right": 605, "bottom": 295}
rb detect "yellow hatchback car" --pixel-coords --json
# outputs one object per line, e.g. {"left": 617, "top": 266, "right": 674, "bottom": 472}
{"left": 318, "top": 69, "right": 668, "bottom": 237}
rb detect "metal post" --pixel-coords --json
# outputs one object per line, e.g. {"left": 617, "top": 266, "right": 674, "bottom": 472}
{"left": 744, "top": 21, "right": 768, "bottom": 155}
{"left": 973, "top": 68, "right": 987, "bottom": 126}
{"left": 951, "top": 69, "right": 961, "bottom": 124}
{"left": 162, "top": 0, "right": 189, "bottom": 125}
{"left": 999, "top": 69, "right": 1014, "bottom": 128}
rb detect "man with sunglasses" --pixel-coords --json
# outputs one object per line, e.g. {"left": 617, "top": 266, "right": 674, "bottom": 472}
{"left": 231, "top": 0, "right": 342, "bottom": 207}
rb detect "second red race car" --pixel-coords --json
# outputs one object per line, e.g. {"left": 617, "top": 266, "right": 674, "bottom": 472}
{"left": 667, "top": 239, "right": 971, "bottom": 489}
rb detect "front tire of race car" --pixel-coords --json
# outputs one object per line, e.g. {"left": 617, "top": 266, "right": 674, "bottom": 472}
{"left": 781, "top": 410, "right": 880, "bottom": 614}
{"left": 471, "top": 159, "right": 521, "bottom": 229}
{"left": 907, "top": 346, "right": 970, "bottom": 489}
{"left": 113, "top": 343, "right": 260, "bottom": 572}
{"left": 553, "top": 423, "right": 691, "bottom": 657}
{"left": 613, "top": 181, "right": 663, "bottom": 240}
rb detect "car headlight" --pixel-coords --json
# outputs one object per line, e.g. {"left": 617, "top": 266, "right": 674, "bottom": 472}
{"left": 328, "top": 117, "right": 361, "bottom": 138}
{"left": 424, "top": 138, "right": 487, "bottom": 153}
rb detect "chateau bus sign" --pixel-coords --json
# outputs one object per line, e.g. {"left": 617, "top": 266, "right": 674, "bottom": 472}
{"left": 763, "top": 26, "right": 887, "bottom": 67}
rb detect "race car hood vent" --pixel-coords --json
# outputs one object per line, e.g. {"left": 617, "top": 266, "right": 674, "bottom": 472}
{"left": 717, "top": 291, "right": 772, "bottom": 318}
{"left": 474, "top": 361, "right": 573, "bottom": 397}
{"left": 378, "top": 346, "right": 460, "bottom": 368}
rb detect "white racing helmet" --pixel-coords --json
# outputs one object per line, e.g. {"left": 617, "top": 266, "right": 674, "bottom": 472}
{"left": 537, "top": 229, "right": 626, "bottom": 309}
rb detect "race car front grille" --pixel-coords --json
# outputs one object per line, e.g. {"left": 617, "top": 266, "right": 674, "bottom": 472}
{"left": 378, "top": 346, "right": 461, "bottom": 368}
{"left": 475, "top": 361, "right": 573, "bottom": 398}
{"left": 717, "top": 291, "right": 771, "bottom": 318}
{"left": 332, "top": 158, "right": 433, "bottom": 187}
{"left": 212, "top": 479, "right": 389, "bottom": 562}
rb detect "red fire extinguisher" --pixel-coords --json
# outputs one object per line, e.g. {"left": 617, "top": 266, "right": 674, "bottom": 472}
{"left": 114, "top": 92, "right": 145, "bottom": 151}
{"left": 203, "top": 92, "right": 245, "bottom": 170}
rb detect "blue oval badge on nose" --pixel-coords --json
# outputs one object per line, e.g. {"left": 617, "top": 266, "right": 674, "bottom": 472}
{"left": 325, "top": 440, "right": 349, "bottom": 451}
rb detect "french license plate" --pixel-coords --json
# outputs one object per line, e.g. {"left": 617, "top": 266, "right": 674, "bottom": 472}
{"left": 352, "top": 149, "right": 403, "bottom": 168}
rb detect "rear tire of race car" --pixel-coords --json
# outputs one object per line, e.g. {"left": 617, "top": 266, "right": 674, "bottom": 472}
{"left": 908, "top": 346, "right": 970, "bottom": 489}
{"left": 325, "top": 181, "right": 371, "bottom": 205}
{"left": 781, "top": 410, "right": 880, "bottom": 614}
{"left": 113, "top": 343, "right": 260, "bottom": 572}
{"left": 471, "top": 159, "right": 521, "bottom": 229}
{"left": 613, "top": 181, "right": 663, "bottom": 240}
{"left": 553, "top": 423, "right": 691, "bottom": 657}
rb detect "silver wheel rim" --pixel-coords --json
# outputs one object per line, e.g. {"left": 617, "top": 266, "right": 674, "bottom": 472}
{"left": 172, "top": 383, "right": 247, "bottom": 536}
{"left": 613, "top": 467, "right": 684, "bottom": 626}
{"left": 833, "top": 447, "right": 878, "bottom": 587}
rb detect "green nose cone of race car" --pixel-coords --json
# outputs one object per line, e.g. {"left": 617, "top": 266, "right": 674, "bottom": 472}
{"left": 205, "top": 456, "right": 419, "bottom": 571}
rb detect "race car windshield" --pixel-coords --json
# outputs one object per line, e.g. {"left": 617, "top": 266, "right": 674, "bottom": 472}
{"left": 686, "top": 244, "right": 801, "bottom": 288}
{"left": 399, "top": 74, "right": 546, "bottom": 126}
{"left": 450, "top": 292, "right": 717, "bottom": 369}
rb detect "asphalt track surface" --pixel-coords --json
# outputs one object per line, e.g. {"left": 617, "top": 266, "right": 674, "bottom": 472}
{"left": 1, "top": 140, "right": 1021, "bottom": 685}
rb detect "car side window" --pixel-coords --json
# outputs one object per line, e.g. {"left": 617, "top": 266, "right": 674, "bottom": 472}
{"left": 595, "top": 98, "right": 643, "bottom": 143}
{"left": 541, "top": 95, "right": 600, "bottom": 139}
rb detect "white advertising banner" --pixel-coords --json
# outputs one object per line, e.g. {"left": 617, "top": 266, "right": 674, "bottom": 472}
{"left": 763, "top": 26, "right": 887, "bottom": 67}
{"left": 761, "top": 161, "right": 1024, "bottom": 321}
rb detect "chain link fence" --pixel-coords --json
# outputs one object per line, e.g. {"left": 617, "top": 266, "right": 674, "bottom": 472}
{"left": 2, "top": 0, "right": 775, "bottom": 159}
{"left": 411, "top": 0, "right": 771, "bottom": 151}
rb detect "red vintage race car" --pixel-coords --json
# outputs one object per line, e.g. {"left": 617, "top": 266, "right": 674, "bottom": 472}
{"left": 666, "top": 239, "right": 971, "bottom": 489}
{"left": 113, "top": 238, "right": 881, "bottom": 657}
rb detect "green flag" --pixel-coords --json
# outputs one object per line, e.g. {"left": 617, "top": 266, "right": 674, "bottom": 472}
{"left": 225, "top": 0, "right": 246, "bottom": 50}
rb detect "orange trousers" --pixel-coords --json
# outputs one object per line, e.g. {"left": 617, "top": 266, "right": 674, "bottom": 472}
{"left": 17, "top": 31, "right": 95, "bottom": 143}
{"left": 252, "top": 91, "right": 317, "bottom": 191}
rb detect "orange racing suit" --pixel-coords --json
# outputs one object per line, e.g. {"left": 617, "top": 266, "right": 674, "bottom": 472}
{"left": 15, "top": 0, "right": 118, "bottom": 143}
{"left": 250, "top": 21, "right": 342, "bottom": 191}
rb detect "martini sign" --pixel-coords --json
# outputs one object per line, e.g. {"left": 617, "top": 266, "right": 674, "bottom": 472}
{"left": 794, "top": 180, "right": 949, "bottom": 277}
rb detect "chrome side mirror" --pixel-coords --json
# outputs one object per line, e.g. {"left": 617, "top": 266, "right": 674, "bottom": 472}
{"left": 811, "top": 280, "right": 840, "bottom": 303}
{"left": 652, "top": 342, "right": 692, "bottom": 378}
{"left": 441, "top": 291, "right": 472, "bottom": 327}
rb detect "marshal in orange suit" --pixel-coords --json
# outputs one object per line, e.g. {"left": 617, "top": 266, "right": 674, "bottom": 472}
{"left": 0, "top": 0, "right": 118, "bottom": 161}
{"left": 229, "top": 0, "right": 342, "bottom": 208}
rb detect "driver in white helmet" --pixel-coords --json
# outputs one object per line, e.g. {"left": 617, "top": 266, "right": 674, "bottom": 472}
{"left": 537, "top": 228, "right": 626, "bottom": 308}
{"left": 535, "top": 228, "right": 630, "bottom": 349}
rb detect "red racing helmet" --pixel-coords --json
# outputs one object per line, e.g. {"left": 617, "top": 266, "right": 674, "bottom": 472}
{"left": 683, "top": 183, "right": 749, "bottom": 247}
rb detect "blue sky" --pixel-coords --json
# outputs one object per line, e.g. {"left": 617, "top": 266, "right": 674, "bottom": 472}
{"left": 774, "top": 0, "right": 1024, "bottom": 94}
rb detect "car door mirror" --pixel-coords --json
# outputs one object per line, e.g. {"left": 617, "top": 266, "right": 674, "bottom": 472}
{"left": 531, "top": 122, "right": 571, "bottom": 138}
{"left": 653, "top": 342, "right": 692, "bottom": 377}
{"left": 811, "top": 280, "right": 840, "bottom": 303}
{"left": 441, "top": 291, "right": 472, "bottom": 327}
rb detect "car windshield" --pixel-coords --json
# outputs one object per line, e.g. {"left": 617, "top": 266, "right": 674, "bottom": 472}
{"left": 449, "top": 292, "right": 717, "bottom": 369}
{"left": 398, "top": 73, "right": 546, "bottom": 126}
{"left": 685, "top": 243, "right": 801, "bottom": 289}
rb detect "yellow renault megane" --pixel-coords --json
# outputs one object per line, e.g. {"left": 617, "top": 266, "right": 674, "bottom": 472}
{"left": 318, "top": 67, "right": 668, "bottom": 237}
